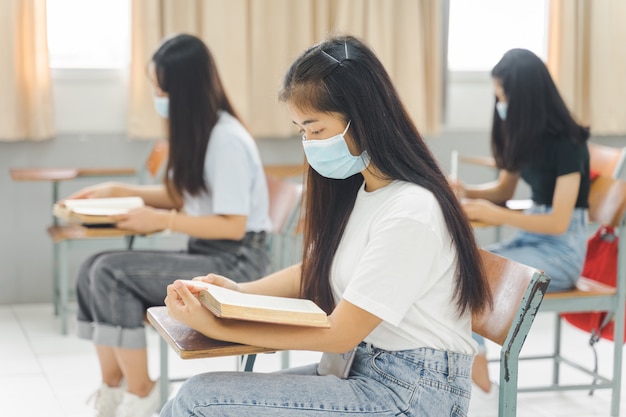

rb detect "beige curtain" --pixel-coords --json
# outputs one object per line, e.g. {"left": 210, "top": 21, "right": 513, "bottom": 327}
{"left": 128, "top": 0, "right": 442, "bottom": 139}
{"left": 548, "top": 0, "right": 626, "bottom": 135}
{"left": 0, "top": 0, "right": 54, "bottom": 141}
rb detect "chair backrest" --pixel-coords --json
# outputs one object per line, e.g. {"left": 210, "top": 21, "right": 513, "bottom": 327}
{"left": 587, "top": 176, "right": 626, "bottom": 227}
{"left": 473, "top": 249, "right": 550, "bottom": 346}
{"left": 266, "top": 175, "right": 303, "bottom": 235}
{"left": 143, "top": 140, "right": 169, "bottom": 182}
{"left": 588, "top": 143, "right": 626, "bottom": 179}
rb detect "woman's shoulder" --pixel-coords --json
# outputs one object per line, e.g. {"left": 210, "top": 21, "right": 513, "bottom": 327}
{"left": 210, "top": 112, "right": 257, "bottom": 149}
{"left": 212, "top": 111, "right": 249, "bottom": 137}
{"left": 364, "top": 180, "right": 441, "bottom": 219}
{"left": 382, "top": 180, "right": 436, "bottom": 200}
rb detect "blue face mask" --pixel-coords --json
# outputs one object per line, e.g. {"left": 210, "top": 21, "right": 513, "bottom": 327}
{"left": 301, "top": 121, "right": 370, "bottom": 179}
{"left": 153, "top": 95, "right": 169, "bottom": 118}
{"left": 496, "top": 101, "right": 508, "bottom": 120}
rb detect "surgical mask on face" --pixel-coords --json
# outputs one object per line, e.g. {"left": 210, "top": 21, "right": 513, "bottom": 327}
{"left": 301, "top": 121, "right": 370, "bottom": 179}
{"left": 496, "top": 101, "right": 508, "bottom": 120}
{"left": 153, "top": 95, "right": 169, "bottom": 118}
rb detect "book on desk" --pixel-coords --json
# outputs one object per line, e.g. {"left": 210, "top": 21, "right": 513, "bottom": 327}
{"left": 53, "top": 196, "right": 144, "bottom": 226}
{"left": 181, "top": 280, "right": 331, "bottom": 328}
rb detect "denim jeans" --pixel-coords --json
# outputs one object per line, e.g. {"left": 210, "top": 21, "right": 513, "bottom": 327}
{"left": 160, "top": 343, "right": 473, "bottom": 417}
{"left": 474, "top": 205, "right": 588, "bottom": 349}
{"left": 76, "top": 233, "right": 269, "bottom": 349}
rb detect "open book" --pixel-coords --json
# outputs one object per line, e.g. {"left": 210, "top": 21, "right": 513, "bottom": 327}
{"left": 53, "top": 196, "right": 144, "bottom": 226}
{"left": 182, "top": 280, "right": 330, "bottom": 328}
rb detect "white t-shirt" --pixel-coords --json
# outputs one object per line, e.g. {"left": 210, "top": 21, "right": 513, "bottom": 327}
{"left": 182, "top": 111, "right": 271, "bottom": 233}
{"left": 332, "top": 180, "right": 477, "bottom": 354}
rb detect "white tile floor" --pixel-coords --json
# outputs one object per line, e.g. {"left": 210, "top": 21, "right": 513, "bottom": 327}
{"left": 1, "top": 303, "right": 624, "bottom": 417}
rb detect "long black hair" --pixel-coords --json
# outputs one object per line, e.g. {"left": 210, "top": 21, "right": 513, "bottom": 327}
{"left": 279, "top": 35, "right": 491, "bottom": 316}
{"left": 152, "top": 33, "right": 241, "bottom": 198}
{"left": 491, "top": 48, "right": 589, "bottom": 171}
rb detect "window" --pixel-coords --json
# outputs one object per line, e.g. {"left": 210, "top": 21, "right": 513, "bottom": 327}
{"left": 47, "top": 0, "right": 130, "bottom": 69}
{"left": 447, "top": 0, "right": 549, "bottom": 72}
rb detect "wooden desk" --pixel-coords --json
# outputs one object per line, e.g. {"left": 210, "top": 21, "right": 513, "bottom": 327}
{"left": 263, "top": 163, "right": 306, "bottom": 179}
{"left": 147, "top": 306, "right": 276, "bottom": 360}
{"left": 47, "top": 224, "right": 138, "bottom": 242}
{"left": 10, "top": 167, "right": 137, "bottom": 225}
{"left": 147, "top": 306, "right": 278, "bottom": 406}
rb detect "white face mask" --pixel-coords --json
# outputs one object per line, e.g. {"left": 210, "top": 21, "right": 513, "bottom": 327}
{"left": 301, "top": 121, "right": 370, "bottom": 179}
{"left": 153, "top": 95, "right": 169, "bottom": 118}
{"left": 496, "top": 101, "right": 508, "bottom": 120}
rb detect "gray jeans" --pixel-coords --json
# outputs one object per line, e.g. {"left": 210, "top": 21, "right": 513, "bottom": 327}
{"left": 76, "top": 232, "right": 269, "bottom": 349}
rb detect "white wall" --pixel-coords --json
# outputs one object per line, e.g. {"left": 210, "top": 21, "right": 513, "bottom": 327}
{"left": 52, "top": 69, "right": 129, "bottom": 134}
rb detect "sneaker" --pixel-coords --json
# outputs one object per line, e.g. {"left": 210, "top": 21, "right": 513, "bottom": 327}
{"left": 87, "top": 383, "right": 125, "bottom": 417}
{"left": 115, "top": 379, "right": 161, "bottom": 417}
{"left": 468, "top": 381, "right": 499, "bottom": 417}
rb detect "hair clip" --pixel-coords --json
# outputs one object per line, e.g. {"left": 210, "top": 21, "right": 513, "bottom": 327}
{"left": 321, "top": 50, "right": 341, "bottom": 64}
{"left": 344, "top": 42, "right": 349, "bottom": 59}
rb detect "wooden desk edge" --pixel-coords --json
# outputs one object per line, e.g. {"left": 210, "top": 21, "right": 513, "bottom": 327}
{"left": 47, "top": 224, "right": 139, "bottom": 241}
{"left": 146, "top": 307, "right": 277, "bottom": 360}
{"left": 10, "top": 167, "right": 137, "bottom": 182}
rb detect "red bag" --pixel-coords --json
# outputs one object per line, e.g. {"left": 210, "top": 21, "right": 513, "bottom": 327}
{"left": 561, "top": 226, "right": 622, "bottom": 342}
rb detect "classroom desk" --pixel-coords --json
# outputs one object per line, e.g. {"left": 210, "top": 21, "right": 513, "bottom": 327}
{"left": 10, "top": 167, "right": 137, "bottom": 225}
{"left": 147, "top": 306, "right": 277, "bottom": 405}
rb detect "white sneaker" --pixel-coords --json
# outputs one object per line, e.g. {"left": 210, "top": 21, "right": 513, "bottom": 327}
{"left": 115, "top": 379, "right": 161, "bottom": 417}
{"left": 468, "top": 381, "right": 499, "bottom": 417}
{"left": 87, "top": 383, "right": 125, "bottom": 417}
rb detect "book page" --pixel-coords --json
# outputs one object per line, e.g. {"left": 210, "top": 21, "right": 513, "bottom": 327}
{"left": 62, "top": 197, "right": 144, "bottom": 216}
{"left": 183, "top": 280, "right": 325, "bottom": 314}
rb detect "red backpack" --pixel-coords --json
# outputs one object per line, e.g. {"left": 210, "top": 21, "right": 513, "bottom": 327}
{"left": 561, "top": 225, "right": 622, "bottom": 342}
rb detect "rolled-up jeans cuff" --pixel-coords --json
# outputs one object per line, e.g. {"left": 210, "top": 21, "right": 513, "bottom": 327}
{"left": 91, "top": 323, "right": 147, "bottom": 349}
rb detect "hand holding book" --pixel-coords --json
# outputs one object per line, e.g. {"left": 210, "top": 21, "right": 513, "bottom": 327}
{"left": 177, "top": 279, "right": 330, "bottom": 328}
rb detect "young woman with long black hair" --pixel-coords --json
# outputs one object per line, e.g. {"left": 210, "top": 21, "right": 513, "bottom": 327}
{"left": 72, "top": 34, "right": 271, "bottom": 417}
{"left": 160, "top": 35, "right": 492, "bottom": 417}
{"left": 454, "top": 48, "right": 590, "bottom": 412}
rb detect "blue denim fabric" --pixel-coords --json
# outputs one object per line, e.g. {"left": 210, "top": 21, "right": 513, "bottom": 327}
{"left": 488, "top": 205, "right": 587, "bottom": 292}
{"left": 76, "top": 233, "right": 269, "bottom": 349}
{"left": 474, "top": 205, "right": 588, "bottom": 348}
{"left": 159, "top": 343, "right": 473, "bottom": 417}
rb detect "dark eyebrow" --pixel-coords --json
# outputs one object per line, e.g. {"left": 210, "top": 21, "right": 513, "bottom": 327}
{"left": 291, "top": 119, "right": 318, "bottom": 127}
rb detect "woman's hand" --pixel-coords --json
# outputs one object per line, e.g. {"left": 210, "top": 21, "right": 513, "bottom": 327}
{"left": 111, "top": 206, "right": 168, "bottom": 234}
{"left": 193, "top": 273, "right": 242, "bottom": 292}
{"left": 165, "top": 280, "right": 218, "bottom": 331}
{"left": 65, "top": 182, "right": 127, "bottom": 200}
{"left": 448, "top": 178, "right": 466, "bottom": 199}
{"left": 462, "top": 198, "right": 503, "bottom": 225}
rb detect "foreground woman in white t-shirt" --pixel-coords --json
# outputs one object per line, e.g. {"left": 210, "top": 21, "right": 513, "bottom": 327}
{"left": 161, "top": 35, "right": 492, "bottom": 417}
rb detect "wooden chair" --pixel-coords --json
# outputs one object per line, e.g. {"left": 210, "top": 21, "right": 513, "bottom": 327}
{"left": 10, "top": 141, "right": 169, "bottom": 334}
{"left": 516, "top": 175, "right": 626, "bottom": 417}
{"left": 150, "top": 174, "right": 303, "bottom": 404}
{"left": 474, "top": 249, "right": 551, "bottom": 417}
{"left": 265, "top": 175, "right": 304, "bottom": 272}
{"left": 589, "top": 142, "right": 626, "bottom": 179}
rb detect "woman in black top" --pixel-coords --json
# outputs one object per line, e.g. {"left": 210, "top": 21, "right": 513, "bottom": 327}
{"left": 453, "top": 48, "right": 590, "bottom": 404}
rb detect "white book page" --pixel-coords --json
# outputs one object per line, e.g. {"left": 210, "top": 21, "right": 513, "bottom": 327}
{"left": 182, "top": 280, "right": 324, "bottom": 314}
{"left": 63, "top": 197, "right": 144, "bottom": 215}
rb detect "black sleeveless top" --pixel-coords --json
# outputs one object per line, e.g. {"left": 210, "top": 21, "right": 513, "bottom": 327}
{"left": 520, "top": 135, "right": 590, "bottom": 208}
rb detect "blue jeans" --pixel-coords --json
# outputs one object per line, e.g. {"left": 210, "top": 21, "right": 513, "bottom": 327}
{"left": 474, "top": 205, "right": 588, "bottom": 349}
{"left": 160, "top": 343, "right": 473, "bottom": 417}
{"left": 76, "top": 233, "right": 269, "bottom": 349}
